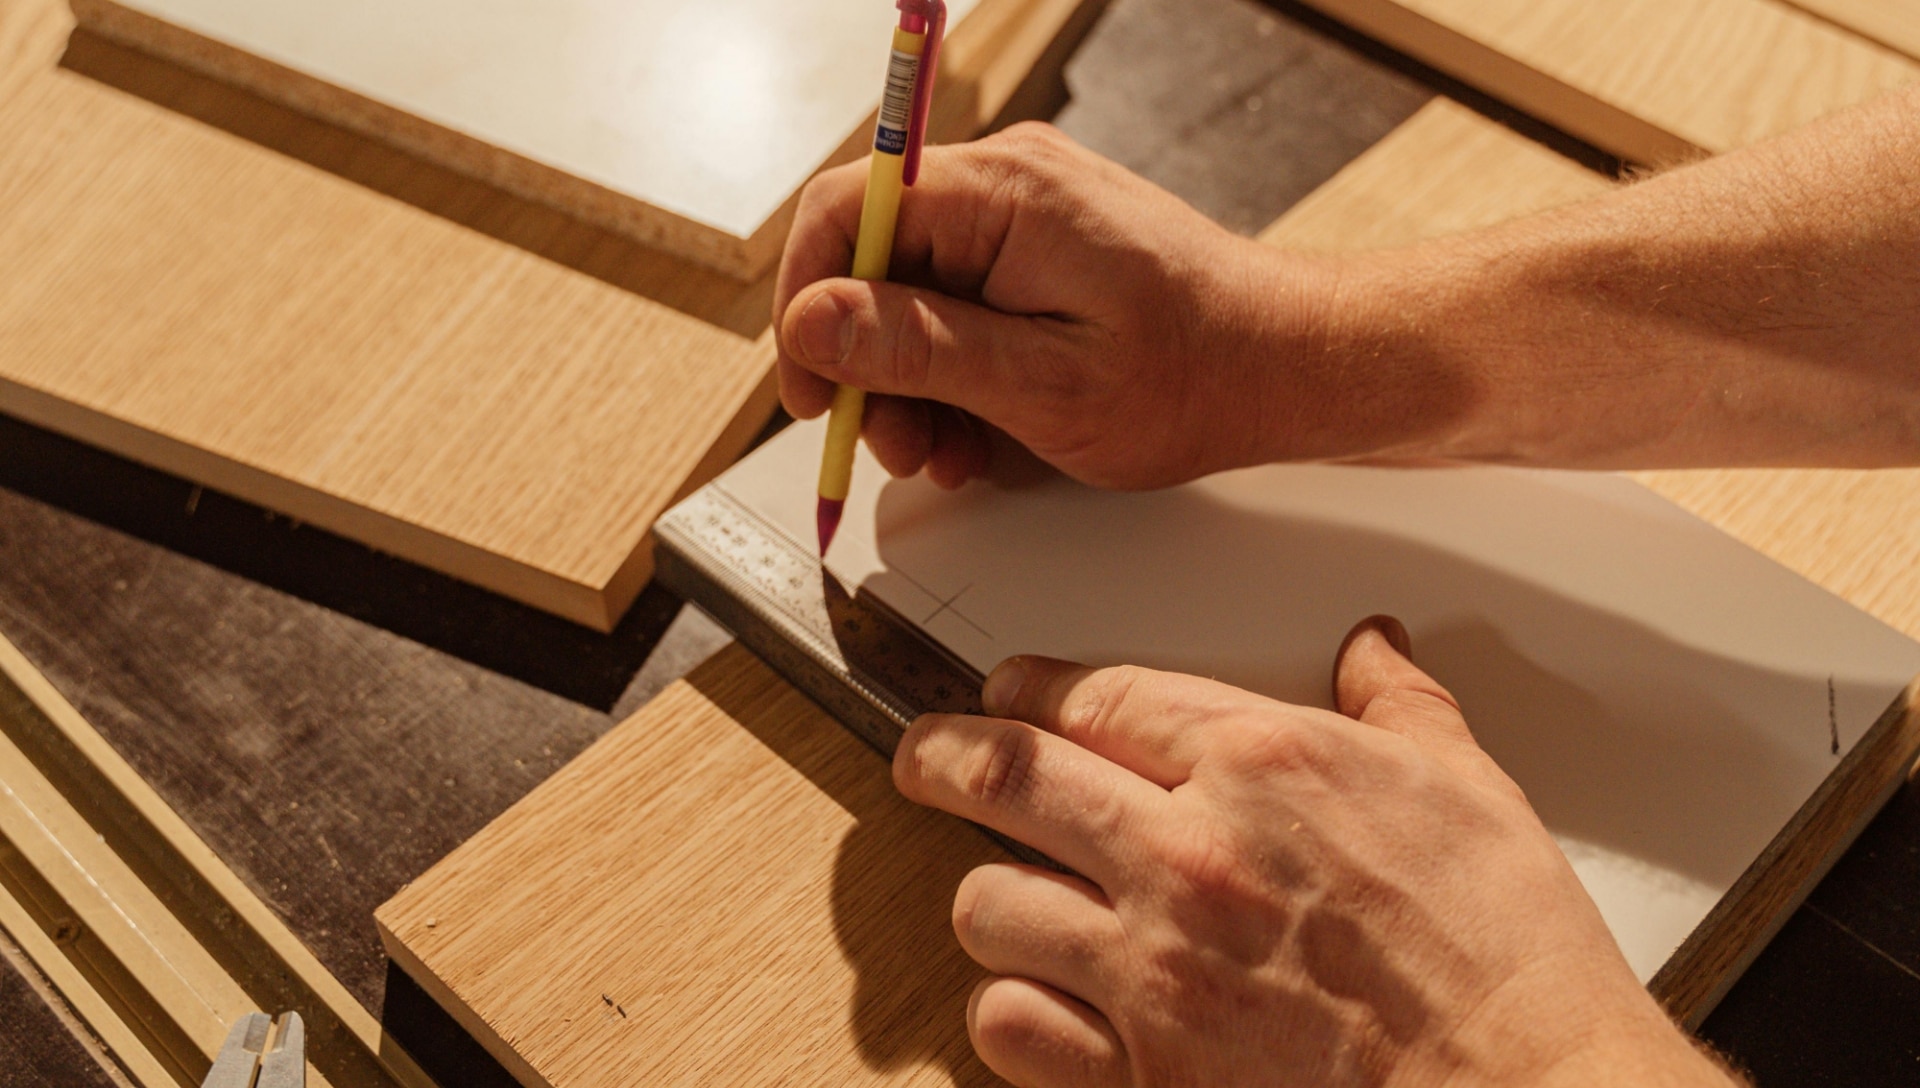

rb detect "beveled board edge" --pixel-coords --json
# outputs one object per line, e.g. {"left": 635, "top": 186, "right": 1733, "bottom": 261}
{"left": 1291, "top": 0, "right": 1701, "bottom": 166}
{"left": 1649, "top": 679, "right": 1920, "bottom": 1027}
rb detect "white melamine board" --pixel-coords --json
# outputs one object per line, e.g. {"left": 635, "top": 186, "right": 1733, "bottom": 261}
{"left": 101, "top": 0, "right": 979, "bottom": 238}
{"left": 716, "top": 419, "right": 1920, "bottom": 982}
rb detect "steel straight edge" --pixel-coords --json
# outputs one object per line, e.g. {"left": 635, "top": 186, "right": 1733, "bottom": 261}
{"left": 0, "top": 632, "right": 433, "bottom": 1088}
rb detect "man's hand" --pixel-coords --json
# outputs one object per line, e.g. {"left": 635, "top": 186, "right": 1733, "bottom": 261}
{"left": 895, "top": 618, "right": 1739, "bottom": 1087}
{"left": 774, "top": 123, "right": 1355, "bottom": 491}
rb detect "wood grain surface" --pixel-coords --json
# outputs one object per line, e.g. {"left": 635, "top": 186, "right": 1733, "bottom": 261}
{"left": 377, "top": 645, "right": 1008, "bottom": 1088}
{"left": 1292, "top": 0, "right": 1918, "bottom": 164}
{"left": 1778, "top": 0, "right": 1920, "bottom": 61}
{"left": 0, "top": 0, "right": 1107, "bottom": 632}
{"left": 0, "top": 1, "right": 779, "bottom": 631}
{"left": 1258, "top": 97, "right": 1605, "bottom": 251}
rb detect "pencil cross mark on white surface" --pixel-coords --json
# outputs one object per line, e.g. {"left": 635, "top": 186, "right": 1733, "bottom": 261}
{"left": 924, "top": 584, "right": 993, "bottom": 641}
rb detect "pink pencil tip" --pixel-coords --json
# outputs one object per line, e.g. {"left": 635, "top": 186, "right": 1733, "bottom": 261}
{"left": 817, "top": 498, "right": 845, "bottom": 555}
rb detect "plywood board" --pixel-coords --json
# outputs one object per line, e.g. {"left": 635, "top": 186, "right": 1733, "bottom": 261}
{"left": 376, "top": 644, "right": 1008, "bottom": 1088}
{"left": 0, "top": 64, "right": 775, "bottom": 632}
{"left": 1259, "top": 98, "right": 1607, "bottom": 251}
{"left": 1292, "top": 0, "right": 1918, "bottom": 164}
{"left": 1779, "top": 0, "right": 1920, "bottom": 62}
{"left": 69, "top": 0, "right": 1092, "bottom": 279}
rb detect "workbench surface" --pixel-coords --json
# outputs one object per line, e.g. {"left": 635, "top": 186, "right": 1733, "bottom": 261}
{"left": 2, "top": 0, "right": 1916, "bottom": 1084}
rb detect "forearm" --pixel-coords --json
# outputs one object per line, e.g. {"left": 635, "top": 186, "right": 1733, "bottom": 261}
{"left": 1279, "top": 83, "right": 1920, "bottom": 471}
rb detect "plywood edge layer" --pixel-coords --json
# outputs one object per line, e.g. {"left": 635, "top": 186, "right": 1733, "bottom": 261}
{"left": 0, "top": 379, "right": 624, "bottom": 631}
{"left": 1290, "top": 0, "right": 1700, "bottom": 166}
{"left": 373, "top": 924, "right": 552, "bottom": 1088}
{"left": 1776, "top": 0, "right": 1920, "bottom": 62}
{"left": 67, "top": 0, "right": 779, "bottom": 280}
{"left": 1649, "top": 681, "right": 1920, "bottom": 1025}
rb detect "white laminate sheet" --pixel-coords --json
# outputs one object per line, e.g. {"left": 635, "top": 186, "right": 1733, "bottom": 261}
{"left": 110, "top": 0, "right": 980, "bottom": 236}
{"left": 718, "top": 418, "right": 1920, "bottom": 981}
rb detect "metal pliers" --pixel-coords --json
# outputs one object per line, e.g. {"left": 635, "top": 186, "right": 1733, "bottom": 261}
{"left": 201, "top": 1011, "right": 304, "bottom": 1088}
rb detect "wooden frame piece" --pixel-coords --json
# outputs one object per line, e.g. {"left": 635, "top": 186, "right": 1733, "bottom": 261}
{"left": 0, "top": 633, "right": 434, "bottom": 1088}
{"left": 1290, "top": 0, "right": 1916, "bottom": 164}
{"left": 1776, "top": 0, "right": 1920, "bottom": 62}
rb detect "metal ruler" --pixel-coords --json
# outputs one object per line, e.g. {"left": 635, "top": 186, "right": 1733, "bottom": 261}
{"left": 655, "top": 484, "right": 1050, "bottom": 867}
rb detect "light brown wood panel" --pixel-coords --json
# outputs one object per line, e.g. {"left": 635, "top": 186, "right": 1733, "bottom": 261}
{"left": 1259, "top": 98, "right": 1608, "bottom": 252}
{"left": 0, "top": 64, "right": 775, "bottom": 631}
{"left": 1778, "top": 0, "right": 1920, "bottom": 61}
{"left": 1293, "top": 0, "right": 1917, "bottom": 164}
{"left": 377, "top": 644, "right": 1008, "bottom": 1088}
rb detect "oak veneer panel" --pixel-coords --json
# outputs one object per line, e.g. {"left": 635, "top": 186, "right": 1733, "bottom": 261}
{"left": 0, "top": 61, "right": 776, "bottom": 631}
{"left": 1258, "top": 98, "right": 1608, "bottom": 252}
{"left": 376, "top": 644, "right": 1007, "bottom": 1088}
{"left": 1779, "top": 0, "right": 1920, "bottom": 62}
{"left": 69, "top": 0, "right": 1097, "bottom": 280}
{"left": 1293, "top": 0, "right": 1918, "bottom": 164}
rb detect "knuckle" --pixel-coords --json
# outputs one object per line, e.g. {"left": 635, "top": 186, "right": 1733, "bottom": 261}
{"left": 1237, "top": 718, "right": 1335, "bottom": 778}
{"left": 1060, "top": 665, "right": 1146, "bottom": 742}
{"left": 952, "top": 867, "right": 994, "bottom": 940}
{"left": 1160, "top": 822, "right": 1255, "bottom": 905}
{"left": 883, "top": 296, "right": 940, "bottom": 391}
{"left": 966, "top": 724, "right": 1042, "bottom": 810}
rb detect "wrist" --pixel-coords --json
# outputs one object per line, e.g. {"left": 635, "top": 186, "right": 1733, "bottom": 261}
{"left": 1232, "top": 238, "right": 1517, "bottom": 467}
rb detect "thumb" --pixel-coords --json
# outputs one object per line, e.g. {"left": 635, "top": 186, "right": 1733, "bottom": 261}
{"left": 780, "top": 278, "right": 1056, "bottom": 423}
{"left": 1333, "top": 615, "right": 1479, "bottom": 759}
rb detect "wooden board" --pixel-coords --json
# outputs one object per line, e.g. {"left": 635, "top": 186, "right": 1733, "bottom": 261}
{"left": 0, "top": 68, "right": 774, "bottom": 632}
{"left": 69, "top": 0, "right": 1094, "bottom": 280}
{"left": 1778, "top": 0, "right": 1920, "bottom": 62}
{"left": 1291, "top": 0, "right": 1918, "bottom": 164}
{"left": 1259, "top": 98, "right": 1606, "bottom": 251}
{"left": 376, "top": 644, "right": 1008, "bottom": 1088}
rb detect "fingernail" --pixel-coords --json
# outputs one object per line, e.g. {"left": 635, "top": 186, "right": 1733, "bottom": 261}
{"left": 1370, "top": 614, "right": 1413, "bottom": 659}
{"left": 981, "top": 658, "right": 1027, "bottom": 717}
{"left": 794, "top": 290, "right": 852, "bottom": 368}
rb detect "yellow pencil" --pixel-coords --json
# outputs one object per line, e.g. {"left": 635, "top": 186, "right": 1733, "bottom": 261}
{"left": 817, "top": 0, "right": 946, "bottom": 554}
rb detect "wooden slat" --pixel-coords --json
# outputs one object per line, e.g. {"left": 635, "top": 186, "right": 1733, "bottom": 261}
{"left": 1258, "top": 98, "right": 1606, "bottom": 251}
{"left": 1778, "top": 0, "right": 1920, "bottom": 62}
{"left": 1293, "top": 0, "right": 1918, "bottom": 164}
{"left": 376, "top": 644, "right": 1007, "bottom": 1088}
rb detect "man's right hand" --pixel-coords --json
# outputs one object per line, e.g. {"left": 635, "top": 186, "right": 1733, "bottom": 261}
{"left": 773, "top": 123, "right": 1374, "bottom": 491}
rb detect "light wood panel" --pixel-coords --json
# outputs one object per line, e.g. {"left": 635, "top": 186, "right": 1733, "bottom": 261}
{"left": 1293, "top": 0, "right": 1917, "bottom": 164}
{"left": 69, "top": 0, "right": 1096, "bottom": 280}
{"left": 0, "top": 65, "right": 775, "bottom": 632}
{"left": 376, "top": 644, "right": 1008, "bottom": 1088}
{"left": 1258, "top": 98, "right": 1607, "bottom": 251}
{"left": 1779, "top": 0, "right": 1920, "bottom": 61}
